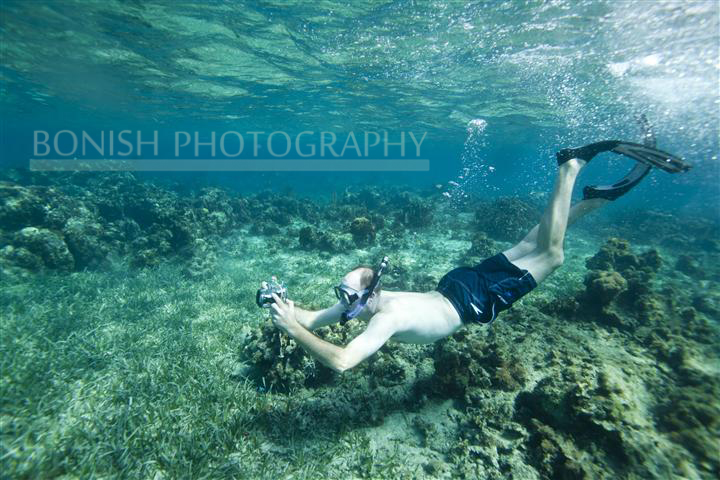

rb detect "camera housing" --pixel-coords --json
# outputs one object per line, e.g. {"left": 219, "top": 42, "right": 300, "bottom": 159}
{"left": 256, "top": 276, "right": 288, "bottom": 308}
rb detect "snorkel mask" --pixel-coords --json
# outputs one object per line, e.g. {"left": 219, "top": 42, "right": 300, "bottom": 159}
{"left": 336, "top": 256, "right": 389, "bottom": 324}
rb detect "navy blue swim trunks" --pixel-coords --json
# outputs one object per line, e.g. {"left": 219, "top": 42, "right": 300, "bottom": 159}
{"left": 436, "top": 253, "right": 537, "bottom": 324}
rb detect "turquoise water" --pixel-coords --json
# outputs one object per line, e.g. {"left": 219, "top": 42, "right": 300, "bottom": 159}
{"left": 1, "top": 1, "right": 719, "bottom": 478}
{"left": 2, "top": 1, "right": 718, "bottom": 204}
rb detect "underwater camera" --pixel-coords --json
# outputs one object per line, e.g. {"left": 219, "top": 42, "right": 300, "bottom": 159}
{"left": 256, "top": 276, "right": 288, "bottom": 308}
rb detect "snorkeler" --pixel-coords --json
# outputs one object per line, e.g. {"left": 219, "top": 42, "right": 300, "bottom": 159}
{"left": 268, "top": 133, "right": 690, "bottom": 373}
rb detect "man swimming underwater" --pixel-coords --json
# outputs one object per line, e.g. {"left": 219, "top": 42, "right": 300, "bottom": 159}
{"left": 268, "top": 134, "right": 689, "bottom": 373}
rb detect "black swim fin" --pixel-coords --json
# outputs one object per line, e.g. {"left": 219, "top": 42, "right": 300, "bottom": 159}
{"left": 571, "top": 115, "right": 690, "bottom": 201}
{"left": 556, "top": 140, "right": 620, "bottom": 165}
{"left": 557, "top": 140, "right": 691, "bottom": 173}
{"left": 582, "top": 162, "right": 651, "bottom": 201}
{"left": 610, "top": 141, "right": 691, "bottom": 173}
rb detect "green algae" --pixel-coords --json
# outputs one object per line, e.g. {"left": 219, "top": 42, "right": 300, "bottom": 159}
{"left": 1, "top": 171, "right": 719, "bottom": 478}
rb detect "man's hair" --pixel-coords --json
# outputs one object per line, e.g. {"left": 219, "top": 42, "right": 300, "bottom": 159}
{"left": 350, "top": 265, "right": 381, "bottom": 293}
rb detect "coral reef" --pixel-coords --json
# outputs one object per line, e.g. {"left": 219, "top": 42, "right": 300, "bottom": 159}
{"left": 348, "top": 216, "right": 375, "bottom": 246}
{"left": 475, "top": 196, "right": 540, "bottom": 242}
{"left": 184, "top": 237, "right": 219, "bottom": 278}
{"left": 515, "top": 367, "right": 652, "bottom": 479}
{"left": 12, "top": 227, "right": 74, "bottom": 270}
{"left": 238, "top": 234, "right": 718, "bottom": 479}
{"left": 392, "top": 193, "right": 434, "bottom": 228}
{"left": 655, "top": 380, "right": 720, "bottom": 473}
{"left": 584, "top": 269, "right": 627, "bottom": 305}
{"left": 242, "top": 321, "right": 338, "bottom": 392}
{"left": 2, "top": 169, "right": 719, "bottom": 479}
{"left": 380, "top": 259, "right": 440, "bottom": 292}
{"left": 578, "top": 238, "right": 664, "bottom": 330}
{"left": 608, "top": 209, "right": 719, "bottom": 252}
{"left": 426, "top": 330, "right": 528, "bottom": 401}
{"left": 676, "top": 254, "right": 704, "bottom": 278}
{"left": 459, "top": 231, "right": 498, "bottom": 266}
{"left": 0, "top": 172, "right": 258, "bottom": 276}
{"left": 297, "top": 226, "right": 353, "bottom": 253}
{"left": 0, "top": 183, "right": 46, "bottom": 229}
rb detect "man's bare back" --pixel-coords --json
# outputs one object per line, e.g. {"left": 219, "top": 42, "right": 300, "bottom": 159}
{"left": 371, "top": 290, "right": 462, "bottom": 344}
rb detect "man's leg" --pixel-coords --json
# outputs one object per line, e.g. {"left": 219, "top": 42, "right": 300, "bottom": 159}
{"left": 503, "top": 159, "right": 606, "bottom": 283}
{"left": 503, "top": 197, "right": 607, "bottom": 261}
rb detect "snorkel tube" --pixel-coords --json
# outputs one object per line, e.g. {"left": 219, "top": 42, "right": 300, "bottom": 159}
{"left": 340, "top": 256, "right": 389, "bottom": 324}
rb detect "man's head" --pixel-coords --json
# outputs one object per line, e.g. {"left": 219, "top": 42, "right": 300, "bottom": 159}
{"left": 335, "top": 265, "right": 381, "bottom": 314}
{"left": 335, "top": 257, "right": 389, "bottom": 322}
{"left": 342, "top": 266, "right": 375, "bottom": 292}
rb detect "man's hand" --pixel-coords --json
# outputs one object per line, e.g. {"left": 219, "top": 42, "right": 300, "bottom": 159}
{"left": 267, "top": 294, "right": 397, "bottom": 373}
{"left": 270, "top": 293, "right": 299, "bottom": 334}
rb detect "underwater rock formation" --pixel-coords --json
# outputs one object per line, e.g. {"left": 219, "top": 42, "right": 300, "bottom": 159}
{"left": 348, "top": 216, "right": 375, "bottom": 246}
{"left": 337, "top": 186, "right": 385, "bottom": 212}
{"left": 459, "top": 231, "right": 498, "bottom": 266}
{"left": 584, "top": 269, "right": 627, "bottom": 305}
{"left": 0, "top": 244, "right": 42, "bottom": 271}
{"left": 378, "top": 259, "right": 439, "bottom": 292}
{"left": 380, "top": 260, "right": 412, "bottom": 291}
{"left": 183, "top": 237, "right": 219, "bottom": 278}
{"left": 676, "top": 254, "right": 704, "bottom": 278}
{"left": 475, "top": 197, "right": 540, "bottom": 242}
{"left": 242, "top": 321, "right": 339, "bottom": 392}
{"left": 62, "top": 217, "right": 109, "bottom": 269}
{"left": 431, "top": 330, "right": 527, "bottom": 401}
{"left": 297, "top": 226, "right": 316, "bottom": 250}
{"left": 241, "top": 319, "right": 437, "bottom": 421}
{"left": 297, "top": 226, "right": 353, "bottom": 253}
{"left": 0, "top": 171, "right": 264, "bottom": 276}
{"left": 610, "top": 209, "right": 720, "bottom": 253}
{"left": 393, "top": 193, "right": 434, "bottom": 228}
{"left": 655, "top": 372, "right": 720, "bottom": 474}
{"left": 585, "top": 237, "right": 661, "bottom": 272}
{"left": 514, "top": 365, "right": 658, "bottom": 479}
{"left": 692, "top": 291, "right": 719, "bottom": 317}
{"left": 254, "top": 190, "right": 318, "bottom": 227}
{"left": 527, "top": 237, "right": 720, "bottom": 478}
{"left": 129, "top": 226, "right": 173, "bottom": 268}
{"left": 578, "top": 238, "right": 664, "bottom": 331}
{"left": 12, "top": 226, "right": 74, "bottom": 270}
{"left": 0, "top": 183, "right": 46, "bottom": 229}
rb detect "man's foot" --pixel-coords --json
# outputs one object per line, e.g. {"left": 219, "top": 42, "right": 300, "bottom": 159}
{"left": 560, "top": 157, "right": 587, "bottom": 171}
{"left": 556, "top": 140, "right": 621, "bottom": 166}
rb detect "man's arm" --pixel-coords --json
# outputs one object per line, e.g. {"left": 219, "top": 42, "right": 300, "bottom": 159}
{"left": 285, "top": 314, "right": 396, "bottom": 373}
{"left": 294, "top": 302, "right": 346, "bottom": 331}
